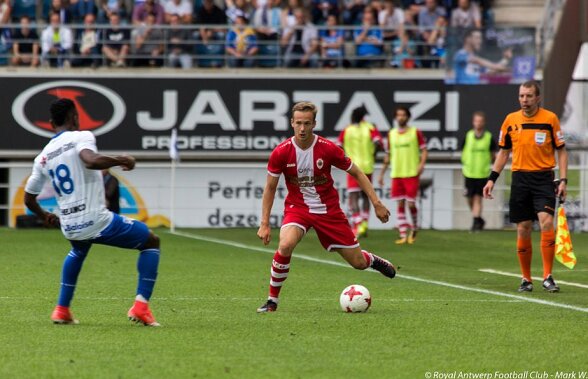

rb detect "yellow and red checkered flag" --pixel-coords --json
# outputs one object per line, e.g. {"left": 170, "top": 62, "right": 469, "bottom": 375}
{"left": 555, "top": 204, "right": 577, "bottom": 269}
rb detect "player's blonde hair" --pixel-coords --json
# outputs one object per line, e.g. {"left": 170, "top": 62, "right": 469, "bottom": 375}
{"left": 291, "top": 101, "right": 317, "bottom": 121}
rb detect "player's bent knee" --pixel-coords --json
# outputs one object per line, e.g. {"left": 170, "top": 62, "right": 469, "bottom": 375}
{"left": 277, "top": 245, "right": 295, "bottom": 257}
{"left": 142, "top": 232, "right": 160, "bottom": 250}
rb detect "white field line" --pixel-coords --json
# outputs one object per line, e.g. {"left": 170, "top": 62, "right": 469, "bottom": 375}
{"left": 479, "top": 268, "right": 588, "bottom": 289}
{"left": 170, "top": 230, "right": 588, "bottom": 314}
{"left": 0, "top": 296, "right": 524, "bottom": 303}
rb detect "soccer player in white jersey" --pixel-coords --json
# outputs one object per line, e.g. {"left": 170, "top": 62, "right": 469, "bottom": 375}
{"left": 256, "top": 101, "right": 396, "bottom": 313}
{"left": 24, "top": 98, "right": 162, "bottom": 326}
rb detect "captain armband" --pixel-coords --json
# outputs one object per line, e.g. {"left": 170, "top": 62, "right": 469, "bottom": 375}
{"left": 488, "top": 171, "right": 500, "bottom": 183}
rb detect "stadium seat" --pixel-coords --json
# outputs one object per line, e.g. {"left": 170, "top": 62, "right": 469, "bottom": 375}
{"left": 257, "top": 42, "right": 280, "bottom": 68}
{"left": 195, "top": 33, "right": 225, "bottom": 68}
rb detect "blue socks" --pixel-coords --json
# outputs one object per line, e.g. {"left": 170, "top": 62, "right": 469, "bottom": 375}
{"left": 56, "top": 246, "right": 159, "bottom": 306}
{"left": 57, "top": 249, "right": 88, "bottom": 307}
{"left": 136, "top": 249, "right": 160, "bottom": 301}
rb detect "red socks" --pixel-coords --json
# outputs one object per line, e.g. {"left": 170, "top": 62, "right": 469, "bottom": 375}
{"left": 268, "top": 251, "right": 291, "bottom": 301}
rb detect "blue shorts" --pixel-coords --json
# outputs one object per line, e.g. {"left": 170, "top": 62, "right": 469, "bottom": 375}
{"left": 70, "top": 213, "right": 151, "bottom": 254}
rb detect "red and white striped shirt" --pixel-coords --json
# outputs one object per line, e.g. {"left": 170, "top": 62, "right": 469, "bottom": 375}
{"left": 268, "top": 135, "right": 352, "bottom": 214}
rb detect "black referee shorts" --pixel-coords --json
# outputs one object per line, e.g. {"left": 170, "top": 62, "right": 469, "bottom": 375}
{"left": 463, "top": 177, "right": 487, "bottom": 198}
{"left": 509, "top": 171, "right": 556, "bottom": 223}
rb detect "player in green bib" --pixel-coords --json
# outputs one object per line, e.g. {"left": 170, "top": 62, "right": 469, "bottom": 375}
{"left": 337, "top": 106, "right": 384, "bottom": 238}
{"left": 378, "top": 106, "right": 427, "bottom": 244}
{"left": 460, "top": 111, "right": 496, "bottom": 231}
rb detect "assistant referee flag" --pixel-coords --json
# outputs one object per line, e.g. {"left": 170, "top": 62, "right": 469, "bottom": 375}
{"left": 555, "top": 204, "right": 577, "bottom": 269}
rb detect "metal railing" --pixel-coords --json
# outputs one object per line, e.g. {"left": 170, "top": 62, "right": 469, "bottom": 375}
{"left": 0, "top": 23, "right": 456, "bottom": 69}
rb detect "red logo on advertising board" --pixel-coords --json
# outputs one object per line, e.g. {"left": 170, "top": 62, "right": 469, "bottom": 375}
{"left": 34, "top": 89, "right": 104, "bottom": 131}
{"left": 12, "top": 81, "right": 126, "bottom": 138}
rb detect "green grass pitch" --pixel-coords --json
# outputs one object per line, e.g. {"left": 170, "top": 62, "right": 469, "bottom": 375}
{"left": 1, "top": 228, "right": 586, "bottom": 378}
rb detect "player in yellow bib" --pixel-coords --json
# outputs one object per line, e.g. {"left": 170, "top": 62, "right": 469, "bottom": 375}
{"left": 460, "top": 111, "right": 496, "bottom": 232}
{"left": 337, "top": 106, "right": 384, "bottom": 238}
{"left": 378, "top": 106, "right": 427, "bottom": 244}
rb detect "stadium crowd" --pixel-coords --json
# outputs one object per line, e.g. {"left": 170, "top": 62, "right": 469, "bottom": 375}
{"left": 0, "top": 0, "right": 493, "bottom": 68}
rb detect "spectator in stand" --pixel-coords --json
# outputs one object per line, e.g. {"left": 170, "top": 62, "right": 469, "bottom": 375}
{"left": 280, "top": 0, "right": 301, "bottom": 28}
{"left": 341, "top": 0, "right": 367, "bottom": 26}
{"left": 96, "top": 0, "right": 132, "bottom": 24}
{"left": 11, "top": 15, "right": 39, "bottom": 67}
{"left": 417, "top": 0, "right": 446, "bottom": 67}
{"left": 379, "top": 0, "right": 405, "bottom": 42}
{"left": 475, "top": 0, "right": 493, "bottom": 25}
{"left": 41, "top": 12, "right": 73, "bottom": 67}
{"left": 281, "top": 7, "right": 318, "bottom": 68}
{"left": 379, "top": 1, "right": 409, "bottom": 67}
{"left": 450, "top": 0, "right": 481, "bottom": 29}
{"left": 70, "top": 0, "right": 96, "bottom": 22}
{"left": 0, "top": 0, "right": 11, "bottom": 65}
{"left": 167, "top": 13, "right": 192, "bottom": 68}
{"left": 49, "top": 0, "right": 74, "bottom": 24}
{"left": 371, "top": 0, "right": 384, "bottom": 13}
{"left": 310, "top": 0, "right": 338, "bottom": 25}
{"left": 163, "top": 0, "right": 192, "bottom": 23}
{"left": 391, "top": 23, "right": 417, "bottom": 68}
{"left": 11, "top": 0, "right": 38, "bottom": 22}
{"left": 402, "top": 0, "right": 425, "bottom": 26}
{"left": 354, "top": 6, "right": 384, "bottom": 68}
{"left": 225, "top": 13, "right": 258, "bottom": 67}
{"left": 72, "top": 13, "right": 100, "bottom": 67}
{"left": 225, "top": 0, "right": 252, "bottom": 24}
{"left": 133, "top": 12, "right": 164, "bottom": 66}
{"left": 196, "top": 0, "right": 226, "bottom": 43}
{"left": 251, "top": 0, "right": 281, "bottom": 42}
{"left": 102, "top": 12, "right": 131, "bottom": 67}
{"left": 0, "top": 0, "right": 11, "bottom": 24}
{"left": 319, "top": 14, "right": 345, "bottom": 68}
{"left": 132, "top": 0, "right": 165, "bottom": 25}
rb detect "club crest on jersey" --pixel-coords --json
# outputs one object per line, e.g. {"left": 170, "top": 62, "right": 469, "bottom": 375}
{"left": 535, "top": 132, "right": 546, "bottom": 145}
{"left": 316, "top": 158, "right": 324, "bottom": 170}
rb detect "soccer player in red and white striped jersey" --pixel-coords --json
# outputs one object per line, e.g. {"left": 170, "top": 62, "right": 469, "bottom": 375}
{"left": 256, "top": 101, "right": 397, "bottom": 313}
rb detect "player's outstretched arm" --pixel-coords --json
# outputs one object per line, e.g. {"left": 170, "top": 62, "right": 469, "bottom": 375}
{"left": 23, "top": 192, "right": 59, "bottom": 227}
{"left": 483, "top": 148, "right": 510, "bottom": 199}
{"left": 79, "top": 149, "right": 136, "bottom": 171}
{"left": 349, "top": 164, "right": 390, "bottom": 223}
{"left": 257, "top": 174, "right": 279, "bottom": 245}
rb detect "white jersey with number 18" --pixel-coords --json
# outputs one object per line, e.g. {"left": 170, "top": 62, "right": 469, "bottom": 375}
{"left": 25, "top": 130, "right": 113, "bottom": 240}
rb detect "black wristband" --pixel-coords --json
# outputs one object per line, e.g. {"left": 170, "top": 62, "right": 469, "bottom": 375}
{"left": 488, "top": 171, "right": 500, "bottom": 183}
{"left": 560, "top": 178, "right": 568, "bottom": 185}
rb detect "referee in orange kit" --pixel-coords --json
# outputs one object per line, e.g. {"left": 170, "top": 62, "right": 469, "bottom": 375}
{"left": 483, "top": 80, "right": 568, "bottom": 293}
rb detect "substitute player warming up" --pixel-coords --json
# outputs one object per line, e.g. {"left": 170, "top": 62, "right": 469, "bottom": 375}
{"left": 256, "top": 101, "right": 396, "bottom": 313}
{"left": 378, "top": 107, "right": 427, "bottom": 244}
{"left": 483, "top": 81, "right": 568, "bottom": 293}
{"left": 24, "top": 98, "right": 162, "bottom": 326}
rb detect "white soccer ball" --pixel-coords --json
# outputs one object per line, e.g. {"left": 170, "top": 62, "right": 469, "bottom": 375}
{"left": 339, "top": 284, "right": 371, "bottom": 313}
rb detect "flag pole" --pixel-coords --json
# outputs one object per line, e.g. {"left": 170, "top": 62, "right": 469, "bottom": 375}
{"left": 169, "top": 128, "right": 179, "bottom": 233}
{"left": 170, "top": 157, "right": 176, "bottom": 233}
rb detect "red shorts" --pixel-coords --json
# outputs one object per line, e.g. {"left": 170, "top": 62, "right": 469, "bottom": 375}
{"left": 347, "top": 173, "right": 372, "bottom": 192}
{"left": 282, "top": 207, "right": 359, "bottom": 251}
{"left": 391, "top": 176, "right": 419, "bottom": 201}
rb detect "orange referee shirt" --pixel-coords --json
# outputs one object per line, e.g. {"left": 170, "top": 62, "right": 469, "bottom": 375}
{"left": 498, "top": 108, "right": 565, "bottom": 171}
